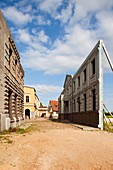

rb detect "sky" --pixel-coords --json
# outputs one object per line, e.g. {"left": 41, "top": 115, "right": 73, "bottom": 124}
{"left": 0, "top": 0, "right": 113, "bottom": 110}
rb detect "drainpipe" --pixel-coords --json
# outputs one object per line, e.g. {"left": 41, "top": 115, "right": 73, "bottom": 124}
{"left": 98, "top": 40, "right": 104, "bottom": 130}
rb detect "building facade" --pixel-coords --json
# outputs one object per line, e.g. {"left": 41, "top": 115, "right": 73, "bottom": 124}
{"left": 38, "top": 106, "right": 49, "bottom": 118}
{"left": 58, "top": 40, "right": 104, "bottom": 129}
{"left": 48, "top": 100, "right": 58, "bottom": 119}
{"left": 24, "top": 86, "right": 40, "bottom": 119}
{"left": 0, "top": 11, "right": 24, "bottom": 131}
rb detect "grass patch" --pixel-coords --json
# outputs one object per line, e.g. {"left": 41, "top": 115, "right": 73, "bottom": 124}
{"left": 104, "top": 123, "right": 113, "bottom": 133}
{"left": 7, "top": 139, "right": 13, "bottom": 144}
{"left": 16, "top": 128, "right": 26, "bottom": 134}
{"left": 0, "top": 135, "right": 13, "bottom": 144}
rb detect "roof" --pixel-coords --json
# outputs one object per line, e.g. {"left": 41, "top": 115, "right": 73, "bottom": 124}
{"left": 24, "top": 86, "right": 36, "bottom": 91}
{"left": 50, "top": 100, "right": 58, "bottom": 112}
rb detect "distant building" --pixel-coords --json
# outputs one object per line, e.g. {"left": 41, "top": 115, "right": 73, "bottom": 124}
{"left": 24, "top": 86, "right": 40, "bottom": 119}
{"left": 38, "top": 106, "right": 49, "bottom": 118}
{"left": 48, "top": 100, "right": 58, "bottom": 119}
{"left": 0, "top": 11, "right": 24, "bottom": 131}
{"left": 58, "top": 40, "right": 105, "bottom": 129}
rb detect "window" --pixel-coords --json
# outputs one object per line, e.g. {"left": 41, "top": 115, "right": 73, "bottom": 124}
{"left": 91, "top": 58, "right": 95, "bottom": 75}
{"left": 83, "top": 68, "right": 86, "bottom": 82}
{"left": 9, "top": 48, "right": 12, "bottom": 57}
{"left": 78, "top": 76, "right": 80, "bottom": 87}
{"left": 77, "top": 97, "right": 80, "bottom": 112}
{"left": 73, "top": 81, "right": 75, "bottom": 91}
{"left": 15, "top": 95, "right": 17, "bottom": 117}
{"left": 73, "top": 99, "right": 76, "bottom": 112}
{"left": 92, "top": 89, "right": 96, "bottom": 110}
{"left": 8, "top": 90, "right": 12, "bottom": 118}
{"left": 84, "top": 94, "right": 87, "bottom": 111}
{"left": 15, "top": 59, "right": 17, "bottom": 65}
{"left": 26, "top": 96, "right": 29, "bottom": 103}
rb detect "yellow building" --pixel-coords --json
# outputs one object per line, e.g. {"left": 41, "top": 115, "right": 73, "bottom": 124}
{"left": 24, "top": 86, "right": 40, "bottom": 119}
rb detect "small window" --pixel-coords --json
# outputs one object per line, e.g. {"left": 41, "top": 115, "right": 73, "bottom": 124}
{"left": 15, "top": 59, "right": 17, "bottom": 65}
{"left": 73, "top": 81, "right": 75, "bottom": 91}
{"left": 78, "top": 76, "right": 80, "bottom": 87}
{"left": 9, "top": 48, "right": 12, "bottom": 57}
{"left": 83, "top": 68, "right": 86, "bottom": 82}
{"left": 92, "top": 89, "right": 96, "bottom": 110}
{"left": 84, "top": 94, "right": 87, "bottom": 111}
{"left": 26, "top": 96, "right": 29, "bottom": 103}
{"left": 91, "top": 59, "right": 95, "bottom": 75}
{"left": 77, "top": 97, "right": 80, "bottom": 112}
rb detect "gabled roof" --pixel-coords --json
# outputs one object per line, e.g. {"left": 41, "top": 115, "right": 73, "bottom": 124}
{"left": 50, "top": 100, "right": 58, "bottom": 112}
{"left": 63, "top": 74, "right": 72, "bottom": 88}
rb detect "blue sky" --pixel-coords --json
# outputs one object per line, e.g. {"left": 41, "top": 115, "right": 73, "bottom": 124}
{"left": 1, "top": 0, "right": 113, "bottom": 110}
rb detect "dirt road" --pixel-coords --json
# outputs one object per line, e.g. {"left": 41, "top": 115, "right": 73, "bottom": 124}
{"left": 0, "top": 118, "right": 113, "bottom": 170}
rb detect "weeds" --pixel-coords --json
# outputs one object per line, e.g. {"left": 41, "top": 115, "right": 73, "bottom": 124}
{"left": 0, "top": 135, "right": 13, "bottom": 144}
{"left": 104, "top": 123, "right": 113, "bottom": 133}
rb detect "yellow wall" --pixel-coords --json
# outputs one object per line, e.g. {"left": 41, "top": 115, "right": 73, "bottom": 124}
{"left": 24, "top": 86, "right": 35, "bottom": 112}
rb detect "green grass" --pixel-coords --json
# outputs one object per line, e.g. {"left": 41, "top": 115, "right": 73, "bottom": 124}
{"left": 104, "top": 123, "right": 113, "bottom": 133}
{"left": 0, "top": 135, "right": 13, "bottom": 144}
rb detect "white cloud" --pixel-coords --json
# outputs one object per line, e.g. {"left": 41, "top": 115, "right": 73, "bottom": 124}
{"left": 17, "top": 29, "right": 32, "bottom": 43}
{"left": 37, "top": 30, "right": 49, "bottom": 43}
{"left": 8, "top": 0, "right": 113, "bottom": 75}
{"left": 14, "top": 28, "right": 51, "bottom": 50}
{"left": 35, "top": 15, "right": 51, "bottom": 25}
{"left": 70, "top": 0, "right": 113, "bottom": 24}
{"left": 39, "top": 0, "right": 63, "bottom": 15}
{"left": 56, "top": 2, "right": 74, "bottom": 24}
{"left": 2, "top": 6, "right": 32, "bottom": 26}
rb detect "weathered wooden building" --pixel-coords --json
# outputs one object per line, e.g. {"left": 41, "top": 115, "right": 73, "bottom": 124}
{"left": 58, "top": 40, "right": 105, "bottom": 129}
{"left": 0, "top": 11, "right": 24, "bottom": 131}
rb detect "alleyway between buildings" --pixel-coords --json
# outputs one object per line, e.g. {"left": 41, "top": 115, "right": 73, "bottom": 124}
{"left": 0, "top": 118, "right": 113, "bottom": 170}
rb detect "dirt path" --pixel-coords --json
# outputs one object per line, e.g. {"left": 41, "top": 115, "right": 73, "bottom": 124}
{"left": 0, "top": 118, "right": 113, "bottom": 170}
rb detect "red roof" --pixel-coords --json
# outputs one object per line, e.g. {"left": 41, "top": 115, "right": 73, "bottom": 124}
{"left": 50, "top": 100, "right": 58, "bottom": 112}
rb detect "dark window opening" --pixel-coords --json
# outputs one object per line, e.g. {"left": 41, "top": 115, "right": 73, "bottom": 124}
{"left": 15, "top": 59, "right": 17, "bottom": 65}
{"left": 84, "top": 94, "right": 87, "bottom": 111}
{"left": 78, "top": 76, "right": 80, "bottom": 87}
{"left": 83, "top": 68, "right": 86, "bottom": 82}
{"left": 9, "top": 48, "right": 12, "bottom": 57}
{"left": 77, "top": 97, "right": 80, "bottom": 112}
{"left": 73, "top": 99, "right": 75, "bottom": 112}
{"left": 26, "top": 96, "right": 29, "bottom": 103}
{"left": 92, "top": 89, "right": 96, "bottom": 110}
{"left": 8, "top": 90, "right": 12, "bottom": 118}
{"left": 15, "top": 95, "right": 17, "bottom": 117}
{"left": 91, "top": 58, "right": 95, "bottom": 75}
{"left": 73, "top": 81, "right": 75, "bottom": 91}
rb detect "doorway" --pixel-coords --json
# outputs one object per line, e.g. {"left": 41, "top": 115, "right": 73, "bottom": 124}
{"left": 25, "top": 109, "right": 30, "bottom": 119}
